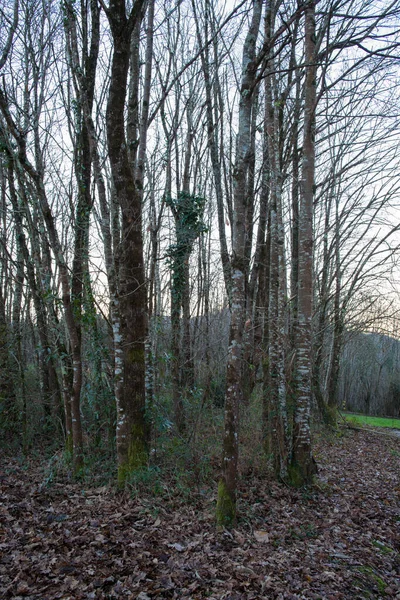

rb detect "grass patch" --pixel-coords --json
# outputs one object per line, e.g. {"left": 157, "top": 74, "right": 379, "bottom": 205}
{"left": 342, "top": 412, "right": 400, "bottom": 430}
{"left": 355, "top": 565, "right": 387, "bottom": 595}
{"left": 372, "top": 540, "right": 394, "bottom": 555}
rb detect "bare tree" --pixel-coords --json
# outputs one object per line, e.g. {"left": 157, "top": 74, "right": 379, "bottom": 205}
{"left": 216, "top": 0, "right": 262, "bottom": 526}
{"left": 290, "top": 0, "right": 317, "bottom": 484}
{"left": 104, "top": 0, "right": 148, "bottom": 485}
{"left": 0, "top": 0, "right": 86, "bottom": 471}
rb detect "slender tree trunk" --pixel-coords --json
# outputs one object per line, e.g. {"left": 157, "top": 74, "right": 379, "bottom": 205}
{"left": 312, "top": 193, "right": 334, "bottom": 423}
{"left": 193, "top": 0, "right": 232, "bottom": 302}
{"left": 0, "top": 53, "right": 84, "bottom": 472}
{"left": 291, "top": 0, "right": 317, "bottom": 484}
{"left": 170, "top": 247, "right": 185, "bottom": 434}
{"left": 289, "top": 76, "right": 301, "bottom": 351}
{"left": 182, "top": 258, "right": 194, "bottom": 389}
{"left": 11, "top": 248, "right": 27, "bottom": 447}
{"left": 200, "top": 224, "right": 211, "bottom": 397}
{"left": 216, "top": 0, "right": 262, "bottom": 526}
{"left": 181, "top": 115, "right": 195, "bottom": 391}
{"left": 67, "top": 3, "right": 123, "bottom": 449}
{"left": 0, "top": 286, "right": 17, "bottom": 432}
{"left": 262, "top": 210, "right": 272, "bottom": 452}
{"left": 242, "top": 87, "right": 258, "bottom": 400}
{"left": 264, "top": 2, "right": 289, "bottom": 478}
{"left": 327, "top": 203, "right": 343, "bottom": 409}
{"left": 7, "top": 159, "right": 61, "bottom": 427}
{"left": 168, "top": 190, "right": 205, "bottom": 434}
{"left": 146, "top": 175, "right": 164, "bottom": 435}
{"left": 249, "top": 113, "right": 269, "bottom": 393}
{"left": 136, "top": 0, "right": 155, "bottom": 436}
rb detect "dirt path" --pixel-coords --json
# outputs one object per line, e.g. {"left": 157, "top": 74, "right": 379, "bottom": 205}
{"left": 0, "top": 428, "right": 399, "bottom": 599}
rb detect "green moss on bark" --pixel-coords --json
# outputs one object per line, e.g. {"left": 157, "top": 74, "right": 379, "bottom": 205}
{"left": 216, "top": 479, "right": 236, "bottom": 527}
{"left": 117, "top": 421, "right": 148, "bottom": 488}
{"left": 65, "top": 433, "right": 73, "bottom": 458}
{"left": 288, "top": 461, "right": 305, "bottom": 487}
{"left": 128, "top": 347, "right": 145, "bottom": 363}
{"left": 288, "top": 457, "right": 316, "bottom": 487}
{"left": 325, "top": 405, "right": 337, "bottom": 427}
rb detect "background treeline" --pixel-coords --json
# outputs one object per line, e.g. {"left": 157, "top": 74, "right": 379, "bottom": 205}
{"left": 1, "top": 0, "right": 400, "bottom": 521}
{"left": 340, "top": 331, "right": 400, "bottom": 418}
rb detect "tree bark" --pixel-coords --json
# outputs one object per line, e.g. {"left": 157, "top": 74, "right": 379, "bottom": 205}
{"left": 291, "top": 0, "right": 317, "bottom": 485}
{"left": 193, "top": 0, "right": 232, "bottom": 302}
{"left": 263, "top": 0, "right": 290, "bottom": 479}
{"left": 106, "top": 0, "right": 148, "bottom": 486}
{"left": 216, "top": 0, "right": 262, "bottom": 526}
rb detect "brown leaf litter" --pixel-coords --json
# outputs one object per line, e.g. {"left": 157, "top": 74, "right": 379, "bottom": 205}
{"left": 0, "top": 428, "right": 399, "bottom": 599}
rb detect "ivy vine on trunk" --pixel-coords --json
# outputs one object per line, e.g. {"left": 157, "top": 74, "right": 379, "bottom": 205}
{"left": 166, "top": 191, "right": 207, "bottom": 434}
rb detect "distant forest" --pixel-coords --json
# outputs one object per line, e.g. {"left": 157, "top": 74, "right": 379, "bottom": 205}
{"left": 340, "top": 332, "right": 400, "bottom": 418}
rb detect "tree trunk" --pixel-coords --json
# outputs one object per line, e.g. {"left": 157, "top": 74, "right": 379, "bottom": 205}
{"left": 216, "top": 0, "right": 262, "bottom": 526}
{"left": 312, "top": 193, "right": 335, "bottom": 424}
{"left": 242, "top": 87, "right": 259, "bottom": 401}
{"left": 168, "top": 190, "right": 206, "bottom": 434}
{"left": 291, "top": 0, "right": 317, "bottom": 485}
{"left": 193, "top": 0, "right": 232, "bottom": 302}
{"left": 8, "top": 159, "right": 61, "bottom": 429}
{"left": 106, "top": 0, "right": 148, "bottom": 486}
{"left": 327, "top": 207, "right": 343, "bottom": 410}
{"left": 0, "top": 29, "right": 85, "bottom": 472}
{"left": 0, "top": 287, "right": 17, "bottom": 433}
{"left": 264, "top": 2, "right": 289, "bottom": 479}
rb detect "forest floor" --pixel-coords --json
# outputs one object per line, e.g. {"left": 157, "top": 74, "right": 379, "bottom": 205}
{"left": 0, "top": 427, "right": 399, "bottom": 600}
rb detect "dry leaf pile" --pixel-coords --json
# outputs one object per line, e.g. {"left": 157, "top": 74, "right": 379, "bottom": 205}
{"left": 0, "top": 428, "right": 399, "bottom": 599}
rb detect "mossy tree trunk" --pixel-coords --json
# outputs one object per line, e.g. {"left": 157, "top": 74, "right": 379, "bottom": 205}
{"left": 105, "top": 0, "right": 148, "bottom": 486}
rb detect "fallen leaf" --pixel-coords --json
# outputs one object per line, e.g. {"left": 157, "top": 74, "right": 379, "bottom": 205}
{"left": 168, "top": 542, "right": 185, "bottom": 552}
{"left": 254, "top": 530, "right": 269, "bottom": 543}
